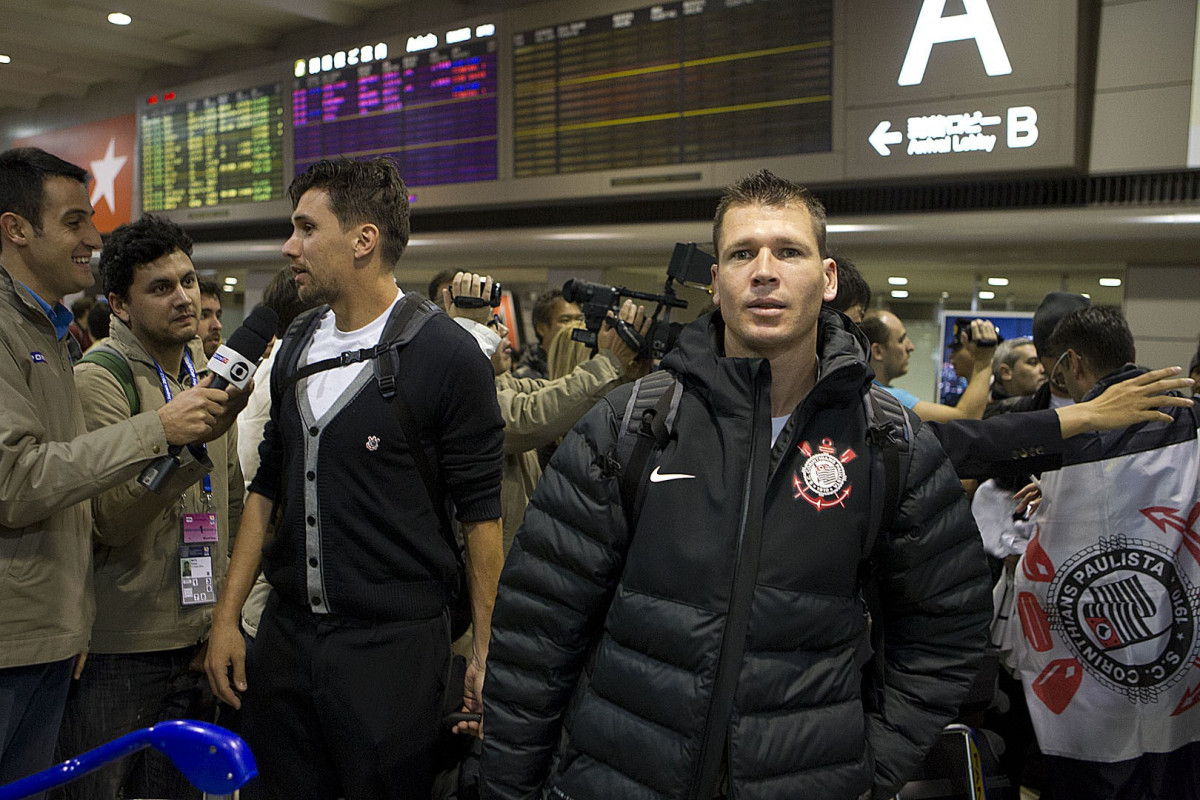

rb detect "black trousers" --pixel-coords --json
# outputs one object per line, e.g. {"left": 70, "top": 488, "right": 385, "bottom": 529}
{"left": 1043, "top": 740, "right": 1200, "bottom": 800}
{"left": 242, "top": 592, "right": 449, "bottom": 800}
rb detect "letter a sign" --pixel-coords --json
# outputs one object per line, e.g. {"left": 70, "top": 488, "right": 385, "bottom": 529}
{"left": 899, "top": 0, "right": 1012, "bottom": 86}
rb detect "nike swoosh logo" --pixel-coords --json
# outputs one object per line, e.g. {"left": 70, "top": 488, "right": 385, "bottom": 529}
{"left": 649, "top": 466, "right": 696, "bottom": 483}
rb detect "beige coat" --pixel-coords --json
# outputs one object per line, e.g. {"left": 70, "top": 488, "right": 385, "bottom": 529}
{"left": 495, "top": 350, "right": 624, "bottom": 553}
{"left": 0, "top": 264, "right": 170, "bottom": 669}
{"left": 76, "top": 320, "right": 243, "bottom": 653}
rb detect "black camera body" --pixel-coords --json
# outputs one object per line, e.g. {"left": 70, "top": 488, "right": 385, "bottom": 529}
{"left": 452, "top": 280, "right": 503, "bottom": 309}
{"left": 952, "top": 317, "right": 1002, "bottom": 346}
{"left": 562, "top": 243, "right": 713, "bottom": 360}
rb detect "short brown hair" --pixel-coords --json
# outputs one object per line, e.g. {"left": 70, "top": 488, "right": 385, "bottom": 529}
{"left": 288, "top": 158, "right": 410, "bottom": 267}
{"left": 713, "top": 169, "right": 828, "bottom": 258}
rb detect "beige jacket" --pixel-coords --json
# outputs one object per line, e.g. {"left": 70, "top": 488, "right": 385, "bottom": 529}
{"left": 0, "top": 264, "right": 170, "bottom": 669}
{"left": 76, "top": 320, "right": 243, "bottom": 653}
{"left": 495, "top": 351, "right": 624, "bottom": 552}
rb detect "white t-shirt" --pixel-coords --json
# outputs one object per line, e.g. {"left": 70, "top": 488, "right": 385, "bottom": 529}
{"left": 304, "top": 287, "right": 402, "bottom": 420}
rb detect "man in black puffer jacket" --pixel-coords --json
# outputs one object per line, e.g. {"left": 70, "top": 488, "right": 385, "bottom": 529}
{"left": 480, "top": 170, "right": 993, "bottom": 800}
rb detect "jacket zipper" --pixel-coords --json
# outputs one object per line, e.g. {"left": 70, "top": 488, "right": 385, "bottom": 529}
{"left": 690, "top": 374, "right": 765, "bottom": 800}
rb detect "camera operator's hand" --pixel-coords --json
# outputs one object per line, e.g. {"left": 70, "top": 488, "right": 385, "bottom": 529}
{"left": 444, "top": 271, "right": 495, "bottom": 325}
{"left": 598, "top": 300, "right": 650, "bottom": 379}
{"left": 963, "top": 318, "right": 999, "bottom": 357}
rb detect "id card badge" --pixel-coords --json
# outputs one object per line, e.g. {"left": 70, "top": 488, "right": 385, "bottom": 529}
{"left": 179, "top": 545, "right": 216, "bottom": 606}
{"left": 181, "top": 512, "right": 218, "bottom": 544}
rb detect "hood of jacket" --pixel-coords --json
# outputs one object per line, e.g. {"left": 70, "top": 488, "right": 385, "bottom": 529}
{"left": 660, "top": 305, "right": 875, "bottom": 415}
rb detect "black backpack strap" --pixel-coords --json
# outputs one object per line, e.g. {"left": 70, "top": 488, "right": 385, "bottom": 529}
{"left": 864, "top": 384, "right": 914, "bottom": 556}
{"left": 616, "top": 370, "right": 682, "bottom": 531}
{"left": 860, "top": 384, "right": 916, "bottom": 703}
{"left": 275, "top": 295, "right": 437, "bottom": 396}
{"left": 373, "top": 295, "right": 437, "bottom": 400}
{"left": 271, "top": 305, "right": 326, "bottom": 403}
{"left": 79, "top": 345, "right": 139, "bottom": 415}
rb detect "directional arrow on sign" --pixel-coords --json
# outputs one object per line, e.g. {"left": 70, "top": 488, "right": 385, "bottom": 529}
{"left": 869, "top": 121, "right": 903, "bottom": 156}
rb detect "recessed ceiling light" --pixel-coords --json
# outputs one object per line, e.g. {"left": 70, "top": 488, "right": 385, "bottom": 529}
{"left": 223, "top": 276, "right": 238, "bottom": 285}
{"left": 222, "top": 285, "right": 234, "bottom": 293}
{"left": 887, "top": 276, "right": 908, "bottom": 286}
{"left": 978, "top": 290, "right": 996, "bottom": 300}
{"left": 108, "top": 11, "right": 132, "bottom": 25}
{"left": 1098, "top": 278, "right": 1122, "bottom": 287}
{"left": 0, "top": 55, "right": 11, "bottom": 64}
{"left": 890, "top": 289, "right": 909, "bottom": 299}
{"left": 987, "top": 277, "right": 1009, "bottom": 286}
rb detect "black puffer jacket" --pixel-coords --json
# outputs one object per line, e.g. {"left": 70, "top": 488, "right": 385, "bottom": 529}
{"left": 481, "top": 310, "right": 991, "bottom": 800}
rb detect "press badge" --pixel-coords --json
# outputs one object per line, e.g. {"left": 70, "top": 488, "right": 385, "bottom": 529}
{"left": 181, "top": 512, "right": 218, "bottom": 544}
{"left": 179, "top": 545, "right": 216, "bottom": 606}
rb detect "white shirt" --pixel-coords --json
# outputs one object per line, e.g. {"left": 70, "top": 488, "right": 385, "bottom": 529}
{"left": 304, "top": 287, "right": 402, "bottom": 420}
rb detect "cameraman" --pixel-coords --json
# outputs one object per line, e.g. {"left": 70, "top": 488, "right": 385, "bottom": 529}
{"left": 440, "top": 271, "right": 648, "bottom": 553}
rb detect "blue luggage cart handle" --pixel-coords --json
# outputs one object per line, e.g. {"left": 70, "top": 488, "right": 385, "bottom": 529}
{"left": 0, "top": 719, "right": 256, "bottom": 800}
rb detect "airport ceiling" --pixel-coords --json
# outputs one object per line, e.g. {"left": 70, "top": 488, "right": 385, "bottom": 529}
{"left": 0, "top": 0, "right": 425, "bottom": 113}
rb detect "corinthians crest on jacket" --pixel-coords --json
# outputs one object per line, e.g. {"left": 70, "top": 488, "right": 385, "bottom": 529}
{"left": 793, "top": 438, "right": 856, "bottom": 511}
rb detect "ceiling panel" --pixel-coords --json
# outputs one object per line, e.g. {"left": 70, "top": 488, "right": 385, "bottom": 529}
{"left": 0, "top": 0, "right": 400, "bottom": 112}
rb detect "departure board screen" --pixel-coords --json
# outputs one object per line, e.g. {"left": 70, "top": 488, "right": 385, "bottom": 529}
{"left": 292, "top": 39, "right": 498, "bottom": 186}
{"left": 512, "top": 0, "right": 832, "bottom": 178}
{"left": 139, "top": 83, "right": 285, "bottom": 211}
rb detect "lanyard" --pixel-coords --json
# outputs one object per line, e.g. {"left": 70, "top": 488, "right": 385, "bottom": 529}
{"left": 153, "top": 352, "right": 212, "bottom": 496}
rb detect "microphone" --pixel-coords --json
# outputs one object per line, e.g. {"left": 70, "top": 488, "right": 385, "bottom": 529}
{"left": 205, "top": 305, "right": 278, "bottom": 391}
{"left": 137, "top": 305, "right": 278, "bottom": 492}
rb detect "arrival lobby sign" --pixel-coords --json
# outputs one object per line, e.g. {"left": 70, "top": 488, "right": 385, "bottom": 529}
{"left": 843, "top": 0, "right": 1093, "bottom": 179}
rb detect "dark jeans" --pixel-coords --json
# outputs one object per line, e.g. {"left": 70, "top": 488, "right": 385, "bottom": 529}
{"left": 1043, "top": 741, "right": 1200, "bottom": 800}
{"left": 52, "top": 647, "right": 214, "bottom": 800}
{"left": 241, "top": 591, "right": 449, "bottom": 800}
{"left": 0, "top": 657, "right": 74, "bottom": 800}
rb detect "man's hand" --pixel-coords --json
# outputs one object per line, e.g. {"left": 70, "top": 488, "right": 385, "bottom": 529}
{"left": 444, "top": 271, "right": 496, "bottom": 325}
{"left": 1057, "top": 366, "right": 1195, "bottom": 438}
{"left": 597, "top": 300, "right": 650, "bottom": 378}
{"left": 204, "top": 616, "right": 247, "bottom": 709}
{"left": 452, "top": 651, "right": 486, "bottom": 739}
{"left": 963, "top": 318, "right": 999, "bottom": 364}
{"left": 156, "top": 373, "right": 242, "bottom": 446}
{"left": 73, "top": 652, "right": 87, "bottom": 680}
{"left": 202, "top": 379, "right": 252, "bottom": 444}
{"left": 1013, "top": 480, "right": 1043, "bottom": 519}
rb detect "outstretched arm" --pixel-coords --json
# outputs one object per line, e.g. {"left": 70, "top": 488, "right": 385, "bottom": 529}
{"left": 930, "top": 367, "right": 1194, "bottom": 479}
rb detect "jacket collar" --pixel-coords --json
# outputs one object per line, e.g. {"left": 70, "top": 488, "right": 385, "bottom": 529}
{"left": 1082, "top": 363, "right": 1144, "bottom": 402}
{"left": 659, "top": 306, "right": 874, "bottom": 414}
{"left": 0, "top": 260, "right": 62, "bottom": 335}
{"left": 107, "top": 316, "right": 208, "bottom": 380}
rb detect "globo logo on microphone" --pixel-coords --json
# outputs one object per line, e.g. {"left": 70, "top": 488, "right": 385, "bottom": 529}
{"left": 206, "top": 305, "right": 277, "bottom": 392}
{"left": 208, "top": 346, "right": 257, "bottom": 390}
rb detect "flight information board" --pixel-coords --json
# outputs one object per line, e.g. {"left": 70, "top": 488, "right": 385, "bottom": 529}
{"left": 292, "top": 39, "right": 498, "bottom": 186}
{"left": 139, "top": 83, "right": 285, "bottom": 211}
{"left": 512, "top": 0, "right": 832, "bottom": 178}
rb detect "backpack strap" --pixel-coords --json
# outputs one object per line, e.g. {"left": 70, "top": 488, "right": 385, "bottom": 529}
{"left": 863, "top": 383, "right": 914, "bottom": 558}
{"left": 860, "top": 383, "right": 916, "bottom": 703}
{"left": 271, "top": 305, "right": 326, "bottom": 404}
{"left": 78, "top": 345, "right": 139, "bottom": 415}
{"left": 616, "top": 370, "right": 683, "bottom": 531}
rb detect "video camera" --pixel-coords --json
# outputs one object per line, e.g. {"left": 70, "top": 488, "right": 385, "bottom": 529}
{"left": 951, "top": 317, "right": 1002, "bottom": 347}
{"left": 562, "top": 242, "right": 713, "bottom": 361}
